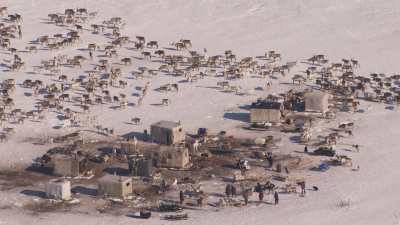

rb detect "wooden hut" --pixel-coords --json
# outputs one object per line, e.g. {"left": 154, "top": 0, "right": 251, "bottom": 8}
{"left": 304, "top": 91, "right": 330, "bottom": 114}
{"left": 128, "top": 155, "right": 153, "bottom": 177}
{"left": 45, "top": 179, "right": 71, "bottom": 200}
{"left": 250, "top": 100, "right": 283, "bottom": 124}
{"left": 150, "top": 120, "right": 185, "bottom": 145}
{"left": 51, "top": 154, "right": 88, "bottom": 177}
{"left": 97, "top": 175, "right": 133, "bottom": 199}
{"left": 144, "top": 145, "right": 190, "bottom": 169}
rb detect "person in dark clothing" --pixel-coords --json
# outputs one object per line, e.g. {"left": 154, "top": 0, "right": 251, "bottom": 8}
{"left": 284, "top": 166, "right": 290, "bottom": 174}
{"left": 179, "top": 190, "right": 185, "bottom": 205}
{"left": 274, "top": 191, "right": 279, "bottom": 205}
{"left": 197, "top": 196, "right": 203, "bottom": 207}
{"left": 160, "top": 179, "right": 166, "bottom": 193}
{"left": 89, "top": 50, "right": 93, "bottom": 60}
{"left": 300, "top": 181, "right": 306, "bottom": 195}
{"left": 304, "top": 145, "right": 308, "bottom": 153}
{"left": 255, "top": 183, "right": 262, "bottom": 193}
{"left": 276, "top": 163, "right": 282, "bottom": 173}
{"left": 254, "top": 182, "right": 264, "bottom": 202}
{"left": 225, "top": 184, "right": 232, "bottom": 198}
{"left": 266, "top": 152, "right": 274, "bottom": 168}
{"left": 231, "top": 184, "right": 236, "bottom": 196}
{"left": 258, "top": 191, "right": 264, "bottom": 202}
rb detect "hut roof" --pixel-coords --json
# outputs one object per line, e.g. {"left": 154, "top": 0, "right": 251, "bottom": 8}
{"left": 98, "top": 175, "right": 130, "bottom": 184}
{"left": 151, "top": 120, "right": 181, "bottom": 129}
{"left": 251, "top": 100, "right": 282, "bottom": 110}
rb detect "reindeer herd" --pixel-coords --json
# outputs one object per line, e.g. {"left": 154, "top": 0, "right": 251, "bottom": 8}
{"left": 0, "top": 5, "right": 400, "bottom": 144}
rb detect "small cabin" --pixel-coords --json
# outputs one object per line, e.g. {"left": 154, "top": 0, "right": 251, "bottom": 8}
{"left": 150, "top": 120, "right": 185, "bottom": 145}
{"left": 51, "top": 154, "right": 88, "bottom": 177}
{"left": 250, "top": 100, "right": 283, "bottom": 124}
{"left": 97, "top": 175, "right": 133, "bottom": 199}
{"left": 128, "top": 155, "right": 153, "bottom": 177}
{"left": 45, "top": 179, "right": 71, "bottom": 200}
{"left": 144, "top": 146, "right": 190, "bottom": 169}
{"left": 304, "top": 91, "right": 330, "bottom": 114}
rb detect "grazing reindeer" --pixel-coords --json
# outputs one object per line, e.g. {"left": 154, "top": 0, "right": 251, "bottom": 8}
{"left": 146, "top": 41, "right": 158, "bottom": 48}
{"left": 136, "top": 36, "right": 145, "bottom": 44}
{"left": 141, "top": 51, "right": 151, "bottom": 60}
{"left": 121, "top": 57, "right": 132, "bottom": 65}
{"left": 154, "top": 50, "right": 165, "bottom": 58}
{"left": 131, "top": 117, "right": 141, "bottom": 125}
{"left": 162, "top": 98, "right": 170, "bottom": 106}
{"left": 180, "top": 39, "right": 192, "bottom": 48}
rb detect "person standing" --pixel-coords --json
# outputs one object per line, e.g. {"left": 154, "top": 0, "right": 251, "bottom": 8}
{"left": 274, "top": 191, "right": 279, "bottom": 205}
{"left": 300, "top": 181, "right": 306, "bottom": 195}
{"left": 242, "top": 189, "right": 249, "bottom": 205}
{"left": 267, "top": 152, "right": 274, "bottom": 168}
{"left": 197, "top": 196, "right": 204, "bottom": 207}
{"left": 255, "top": 183, "right": 264, "bottom": 202}
{"left": 17, "top": 25, "right": 22, "bottom": 39}
{"left": 258, "top": 191, "right": 264, "bottom": 202}
{"left": 179, "top": 190, "right": 185, "bottom": 205}
{"left": 225, "top": 184, "right": 232, "bottom": 198}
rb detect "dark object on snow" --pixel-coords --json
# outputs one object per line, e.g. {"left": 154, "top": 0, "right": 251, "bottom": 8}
{"left": 159, "top": 202, "right": 183, "bottom": 212}
{"left": 139, "top": 210, "right": 151, "bottom": 218}
{"left": 162, "top": 213, "right": 188, "bottom": 221}
{"left": 197, "top": 128, "right": 208, "bottom": 136}
{"left": 318, "top": 163, "right": 329, "bottom": 172}
{"left": 312, "top": 186, "right": 319, "bottom": 191}
{"left": 313, "top": 147, "right": 336, "bottom": 157}
{"left": 274, "top": 191, "right": 279, "bottom": 205}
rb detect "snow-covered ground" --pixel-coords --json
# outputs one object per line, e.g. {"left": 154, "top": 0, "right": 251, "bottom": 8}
{"left": 1, "top": 0, "right": 400, "bottom": 224}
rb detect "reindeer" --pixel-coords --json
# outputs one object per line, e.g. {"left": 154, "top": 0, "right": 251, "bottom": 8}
{"left": 180, "top": 39, "right": 192, "bottom": 48}
{"left": 136, "top": 36, "right": 145, "bottom": 44}
{"left": 131, "top": 117, "right": 141, "bottom": 125}
{"left": 121, "top": 57, "right": 132, "bottom": 65}
{"left": 146, "top": 41, "right": 158, "bottom": 48}
{"left": 154, "top": 50, "right": 165, "bottom": 58}
{"left": 141, "top": 51, "right": 151, "bottom": 60}
{"left": 25, "top": 45, "right": 38, "bottom": 53}
{"left": 161, "top": 98, "right": 170, "bottom": 106}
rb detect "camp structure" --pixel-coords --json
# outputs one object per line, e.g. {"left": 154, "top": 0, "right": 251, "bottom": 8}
{"left": 150, "top": 120, "right": 185, "bottom": 145}
{"left": 143, "top": 145, "right": 190, "bottom": 169}
{"left": 304, "top": 91, "right": 330, "bottom": 114}
{"left": 97, "top": 175, "right": 133, "bottom": 199}
{"left": 51, "top": 154, "right": 89, "bottom": 177}
{"left": 45, "top": 179, "right": 71, "bottom": 200}
{"left": 250, "top": 99, "right": 283, "bottom": 124}
{"left": 128, "top": 154, "right": 153, "bottom": 177}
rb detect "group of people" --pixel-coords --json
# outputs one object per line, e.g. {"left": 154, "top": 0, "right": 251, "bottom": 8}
{"left": 222, "top": 182, "right": 281, "bottom": 206}
{"left": 254, "top": 182, "right": 279, "bottom": 205}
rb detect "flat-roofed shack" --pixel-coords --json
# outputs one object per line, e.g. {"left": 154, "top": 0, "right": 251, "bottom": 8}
{"left": 304, "top": 91, "right": 330, "bottom": 114}
{"left": 97, "top": 175, "right": 133, "bottom": 199}
{"left": 143, "top": 145, "right": 190, "bottom": 169}
{"left": 150, "top": 120, "right": 185, "bottom": 145}
{"left": 250, "top": 100, "right": 283, "bottom": 124}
